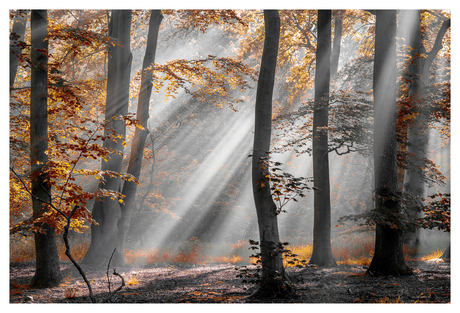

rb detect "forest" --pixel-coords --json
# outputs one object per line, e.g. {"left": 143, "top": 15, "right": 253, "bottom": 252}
{"left": 9, "top": 9, "right": 451, "bottom": 304}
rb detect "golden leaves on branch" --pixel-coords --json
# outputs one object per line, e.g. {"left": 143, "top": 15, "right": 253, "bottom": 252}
{"left": 140, "top": 55, "right": 257, "bottom": 111}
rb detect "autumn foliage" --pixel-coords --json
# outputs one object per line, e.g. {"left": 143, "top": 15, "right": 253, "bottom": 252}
{"left": 10, "top": 9, "right": 449, "bottom": 298}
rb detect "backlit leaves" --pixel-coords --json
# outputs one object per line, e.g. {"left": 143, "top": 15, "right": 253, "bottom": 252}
{"left": 147, "top": 55, "right": 257, "bottom": 110}
{"left": 254, "top": 155, "right": 313, "bottom": 214}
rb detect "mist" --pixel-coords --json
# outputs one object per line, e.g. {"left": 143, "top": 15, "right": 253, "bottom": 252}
{"left": 114, "top": 11, "right": 450, "bottom": 262}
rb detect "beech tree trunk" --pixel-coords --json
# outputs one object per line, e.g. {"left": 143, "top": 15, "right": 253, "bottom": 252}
{"left": 309, "top": 10, "right": 337, "bottom": 267}
{"left": 10, "top": 9, "right": 28, "bottom": 88}
{"left": 117, "top": 10, "right": 163, "bottom": 258}
{"left": 401, "top": 10, "right": 451, "bottom": 255}
{"left": 330, "top": 12, "right": 342, "bottom": 81}
{"left": 251, "top": 10, "right": 291, "bottom": 297}
{"left": 29, "top": 10, "right": 62, "bottom": 288}
{"left": 368, "top": 10, "right": 411, "bottom": 276}
{"left": 441, "top": 242, "right": 450, "bottom": 262}
{"left": 82, "top": 10, "right": 133, "bottom": 267}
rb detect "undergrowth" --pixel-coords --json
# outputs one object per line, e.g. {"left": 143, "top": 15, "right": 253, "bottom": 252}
{"left": 9, "top": 235, "right": 89, "bottom": 263}
{"left": 10, "top": 233, "right": 447, "bottom": 267}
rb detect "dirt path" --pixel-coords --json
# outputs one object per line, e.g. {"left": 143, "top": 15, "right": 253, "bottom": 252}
{"left": 10, "top": 259, "right": 450, "bottom": 303}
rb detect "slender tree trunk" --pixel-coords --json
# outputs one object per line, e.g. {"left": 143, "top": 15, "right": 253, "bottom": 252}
{"left": 83, "top": 10, "right": 133, "bottom": 267}
{"left": 330, "top": 12, "right": 342, "bottom": 81}
{"left": 251, "top": 9, "right": 291, "bottom": 297}
{"left": 368, "top": 10, "right": 411, "bottom": 276}
{"left": 117, "top": 10, "right": 163, "bottom": 256}
{"left": 10, "top": 9, "right": 28, "bottom": 88}
{"left": 309, "top": 10, "right": 336, "bottom": 267}
{"left": 441, "top": 242, "right": 450, "bottom": 262}
{"left": 29, "top": 10, "right": 62, "bottom": 288}
{"left": 402, "top": 11, "right": 451, "bottom": 255}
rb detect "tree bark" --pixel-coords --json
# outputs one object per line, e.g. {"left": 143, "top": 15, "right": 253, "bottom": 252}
{"left": 10, "top": 10, "right": 28, "bottom": 88}
{"left": 441, "top": 242, "right": 450, "bottom": 262}
{"left": 402, "top": 11, "right": 451, "bottom": 255}
{"left": 117, "top": 10, "right": 163, "bottom": 259}
{"left": 29, "top": 10, "right": 62, "bottom": 288}
{"left": 330, "top": 12, "right": 342, "bottom": 80}
{"left": 309, "top": 10, "right": 337, "bottom": 267}
{"left": 251, "top": 10, "right": 291, "bottom": 297}
{"left": 82, "top": 10, "right": 133, "bottom": 267}
{"left": 368, "top": 10, "right": 411, "bottom": 276}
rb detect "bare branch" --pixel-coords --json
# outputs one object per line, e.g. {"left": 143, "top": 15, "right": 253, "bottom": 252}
{"left": 426, "top": 18, "right": 451, "bottom": 66}
{"left": 103, "top": 248, "right": 125, "bottom": 303}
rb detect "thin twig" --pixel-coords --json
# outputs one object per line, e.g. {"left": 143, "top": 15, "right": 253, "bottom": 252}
{"left": 103, "top": 248, "right": 125, "bottom": 303}
{"left": 63, "top": 220, "right": 96, "bottom": 303}
{"left": 10, "top": 167, "right": 97, "bottom": 302}
{"left": 106, "top": 248, "right": 116, "bottom": 294}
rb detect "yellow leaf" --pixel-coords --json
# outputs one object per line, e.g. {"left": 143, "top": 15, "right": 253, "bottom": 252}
{"left": 260, "top": 182, "right": 265, "bottom": 188}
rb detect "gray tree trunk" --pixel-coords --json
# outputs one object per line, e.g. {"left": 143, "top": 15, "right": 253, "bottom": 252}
{"left": 29, "top": 10, "right": 62, "bottom": 288}
{"left": 309, "top": 10, "right": 337, "bottom": 267}
{"left": 251, "top": 9, "right": 291, "bottom": 296}
{"left": 330, "top": 12, "right": 342, "bottom": 81}
{"left": 117, "top": 10, "right": 163, "bottom": 258}
{"left": 82, "top": 10, "right": 133, "bottom": 267}
{"left": 401, "top": 10, "right": 451, "bottom": 256}
{"left": 368, "top": 10, "right": 411, "bottom": 276}
{"left": 10, "top": 10, "right": 28, "bottom": 88}
{"left": 441, "top": 242, "right": 450, "bottom": 262}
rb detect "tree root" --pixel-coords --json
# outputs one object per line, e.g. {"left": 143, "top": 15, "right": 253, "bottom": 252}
{"left": 243, "top": 273, "right": 297, "bottom": 301}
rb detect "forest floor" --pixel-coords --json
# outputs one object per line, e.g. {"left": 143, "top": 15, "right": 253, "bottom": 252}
{"left": 10, "top": 259, "right": 450, "bottom": 304}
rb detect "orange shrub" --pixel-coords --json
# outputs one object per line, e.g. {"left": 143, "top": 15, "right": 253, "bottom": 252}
{"left": 10, "top": 236, "right": 35, "bottom": 263}
{"left": 283, "top": 244, "right": 313, "bottom": 267}
{"left": 213, "top": 255, "right": 243, "bottom": 264}
{"left": 420, "top": 249, "right": 443, "bottom": 261}
{"left": 57, "top": 238, "right": 90, "bottom": 262}
{"left": 332, "top": 232, "right": 374, "bottom": 265}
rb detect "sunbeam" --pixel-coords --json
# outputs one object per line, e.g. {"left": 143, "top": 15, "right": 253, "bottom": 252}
{"left": 9, "top": 9, "right": 450, "bottom": 303}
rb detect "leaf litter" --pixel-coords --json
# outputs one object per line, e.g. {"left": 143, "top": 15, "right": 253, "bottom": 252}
{"left": 10, "top": 259, "right": 450, "bottom": 303}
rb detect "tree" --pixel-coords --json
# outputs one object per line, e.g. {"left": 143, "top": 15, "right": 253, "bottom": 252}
{"left": 309, "top": 10, "right": 337, "bottom": 267}
{"left": 10, "top": 10, "right": 28, "bottom": 87}
{"left": 29, "top": 10, "right": 63, "bottom": 287}
{"left": 250, "top": 9, "right": 292, "bottom": 297}
{"left": 368, "top": 10, "right": 411, "bottom": 276}
{"left": 10, "top": 9, "right": 119, "bottom": 241}
{"left": 82, "top": 10, "right": 133, "bottom": 267}
{"left": 79, "top": 10, "right": 256, "bottom": 265}
{"left": 117, "top": 10, "right": 163, "bottom": 262}
{"left": 330, "top": 11, "right": 343, "bottom": 80}
{"left": 400, "top": 10, "right": 451, "bottom": 255}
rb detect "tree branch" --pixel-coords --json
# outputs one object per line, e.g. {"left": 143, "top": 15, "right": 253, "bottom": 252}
{"left": 103, "top": 248, "right": 125, "bottom": 303}
{"left": 426, "top": 18, "right": 450, "bottom": 66}
{"left": 289, "top": 12, "right": 312, "bottom": 49}
{"left": 10, "top": 166, "right": 97, "bottom": 302}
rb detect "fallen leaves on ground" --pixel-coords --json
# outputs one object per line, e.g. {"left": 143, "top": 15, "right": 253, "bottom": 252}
{"left": 9, "top": 260, "right": 450, "bottom": 303}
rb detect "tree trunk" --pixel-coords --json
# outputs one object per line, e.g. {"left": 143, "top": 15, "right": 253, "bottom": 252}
{"left": 368, "top": 10, "right": 411, "bottom": 276}
{"left": 10, "top": 9, "right": 28, "bottom": 88}
{"left": 250, "top": 10, "right": 291, "bottom": 297}
{"left": 441, "top": 242, "right": 450, "bottom": 262}
{"left": 117, "top": 10, "right": 163, "bottom": 257}
{"left": 309, "top": 10, "right": 337, "bottom": 267}
{"left": 29, "top": 10, "right": 62, "bottom": 288}
{"left": 330, "top": 12, "right": 342, "bottom": 81}
{"left": 82, "top": 10, "right": 133, "bottom": 267}
{"left": 402, "top": 11, "right": 451, "bottom": 256}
